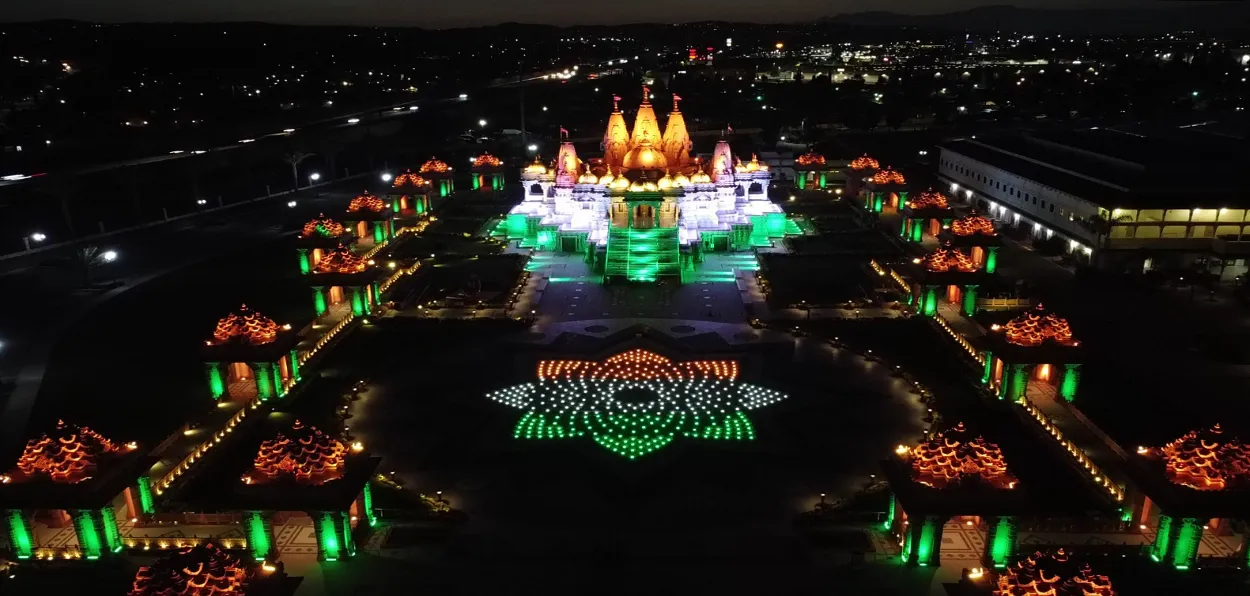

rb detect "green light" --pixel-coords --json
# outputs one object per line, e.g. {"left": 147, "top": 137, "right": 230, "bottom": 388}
{"left": 373, "top": 221, "right": 385, "bottom": 244}
{"left": 962, "top": 285, "right": 978, "bottom": 317}
{"left": 289, "top": 349, "right": 301, "bottom": 383}
{"left": 298, "top": 249, "right": 311, "bottom": 275}
{"left": 883, "top": 493, "right": 895, "bottom": 531}
{"left": 900, "top": 218, "right": 909, "bottom": 238}
{"left": 766, "top": 212, "right": 787, "bottom": 238}
{"left": 1171, "top": 517, "right": 1202, "bottom": 570}
{"left": 1008, "top": 365, "right": 1027, "bottom": 402}
{"left": 362, "top": 482, "right": 378, "bottom": 527}
{"left": 245, "top": 511, "right": 271, "bottom": 561}
{"left": 818, "top": 172, "right": 826, "bottom": 188}
{"left": 73, "top": 510, "right": 103, "bottom": 559}
{"left": 911, "top": 219, "right": 923, "bottom": 242}
{"left": 351, "top": 288, "right": 365, "bottom": 316}
{"left": 136, "top": 477, "right": 155, "bottom": 514}
{"left": 254, "top": 362, "right": 274, "bottom": 401}
{"left": 100, "top": 507, "right": 123, "bottom": 553}
{"left": 916, "top": 517, "right": 938, "bottom": 566}
{"left": 922, "top": 287, "right": 937, "bottom": 317}
{"left": 1059, "top": 364, "right": 1080, "bottom": 403}
{"left": 341, "top": 514, "right": 356, "bottom": 558}
{"left": 985, "top": 247, "right": 998, "bottom": 274}
{"left": 318, "top": 513, "right": 341, "bottom": 561}
{"left": 313, "top": 287, "right": 327, "bottom": 317}
{"left": 472, "top": 175, "right": 481, "bottom": 190}
{"left": 1150, "top": 515, "right": 1173, "bottom": 563}
{"left": 7, "top": 510, "right": 33, "bottom": 559}
{"left": 796, "top": 175, "right": 806, "bottom": 190}
{"left": 491, "top": 376, "right": 786, "bottom": 459}
{"left": 988, "top": 516, "right": 1016, "bottom": 567}
{"left": 981, "top": 352, "right": 994, "bottom": 384}
{"left": 206, "top": 363, "right": 226, "bottom": 400}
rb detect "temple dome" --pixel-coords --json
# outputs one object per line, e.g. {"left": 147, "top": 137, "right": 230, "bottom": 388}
{"left": 795, "top": 150, "right": 826, "bottom": 167}
{"left": 578, "top": 171, "right": 599, "bottom": 184}
{"left": 419, "top": 157, "right": 451, "bottom": 174}
{"left": 622, "top": 141, "right": 668, "bottom": 171}
{"left": 598, "top": 173, "right": 616, "bottom": 186}
{"left": 850, "top": 154, "right": 880, "bottom": 170}
{"left": 523, "top": 159, "right": 548, "bottom": 175}
{"left": 611, "top": 177, "right": 631, "bottom": 190}
{"left": 657, "top": 173, "right": 674, "bottom": 189}
{"left": 691, "top": 170, "right": 712, "bottom": 184}
{"left": 672, "top": 173, "right": 691, "bottom": 188}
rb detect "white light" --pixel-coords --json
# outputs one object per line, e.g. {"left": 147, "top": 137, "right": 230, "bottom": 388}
{"left": 287, "top": 200, "right": 298, "bottom": 208}
{"left": 459, "top": 93, "right": 468, "bottom": 100}
{"left": 310, "top": 173, "right": 322, "bottom": 181}
{"left": 239, "top": 139, "right": 254, "bottom": 143}
{"left": 381, "top": 173, "right": 393, "bottom": 182}
{"left": 347, "top": 118, "right": 360, "bottom": 124}
{"left": 101, "top": 250, "right": 118, "bottom": 262}
{"left": 2, "top": 174, "right": 32, "bottom": 181}
{"left": 527, "top": 144, "right": 538, "bottom": 152}
{"left": 196, "top": 199, "right": 208, "bottom": 205}
{"left": 479, "top": 119, "right": 488, "bottom": 127}
{"left": 409, "top": 106, "right": 419, "bottom": 111}
{"left": 30, "top": 232, "right": 47, "bottom": 242}
{"left": 169, "top": 150, "right": 185, "bottom": 154}
{"left": 193, "top": 150, "right": 206, "bottom": 155}
{"left": 780, "top": 136, "right": 786, "bottom": 141}
{"left": 283, "top": 128, "right": 296, "bottom": 133}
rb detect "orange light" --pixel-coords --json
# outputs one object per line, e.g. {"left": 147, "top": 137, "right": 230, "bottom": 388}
{"left": 8, "top": 420, "right": 127, "bottom": 484}
{"left": 922, "top": 243, "right": 979, "bottom": 273}
{"left": 907, "top": 188, "right": 950, "bottom": 210}
{"left": 870, "top": 167, "right": 906, "bottom": 185}
{"left": 1157, "top": 424, "right": 1250, "bottom": 491}
{"left": 849, "top": 154, "right": 880, "bottom": 170}
{"left": 211, "top": 304, "right": 283, "bottom": 345}
{"left": 301, "top": 213, "right": 346, "bottom": 238}
{"left": 951, "top": 213, "right": 997, "bottom": 236}
{"left": 1003, "top": 304, "right": 1076, "bottom": 347}
{"left": 908, "top": 423, "right": 1017, "bottom": 490}
{"left": 795, "top": 150, "right": 826, "bottom": 167}
{"left": 994, "top": 549, "right": 1114, "bottom": 595}
{"left": 347, "top": 191, "right": 386, "bottom": 213}
{"left": 419, "top": 157, "right": 451, "bottom": 174}
{"left": 471, "top": 153, "right": 503, "bottom": 168}
{"left": 392, "top": 170, "right": 430, "bottom": 189}
{"left": 245, "top": 420, "right": 347, "bottom": 486}
{"left": 313, "top": 244, "right": 368, "bottom": 274}
{"left": 131, "top": 542, "right": 252, "bottom": 594}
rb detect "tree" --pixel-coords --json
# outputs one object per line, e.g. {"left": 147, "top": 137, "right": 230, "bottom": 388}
{"left": 76, "top": 245, "right": 116, "bottom": 285}
{"left": 283, "top": 151, "right": 315, "bottom": 190}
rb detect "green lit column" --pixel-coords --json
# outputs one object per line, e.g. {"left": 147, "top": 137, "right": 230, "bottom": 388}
{"left": 350, "top": 287, "right": 365, "bottom": 316}
{"left": 72, "top": 509, "right": 106, "bottom": 559}
{"left": 372, "top": 221, "right": 385, "bottom": 244}
{"left": 796, "top": 174, "right": 806, "bottom": 190}
{"left": 985, "top": 246, "right": 999, "bottom": 274}
{"left": 270, "top": 363, "right": 284, "bottom": 398}
{"left": 6, "top": 510, "right": 35, "bottom": 559}
{"left": 99, "top": 508, "right": 123, "bottom": 554}
{"left": 911, "top": 219, "right": 924, "bottom": 242}
{"left": 981, "top": 352, "right": 994, "bottom": 385}
{"left": 244, "top": 511, "right": 275, "bottom": 562}
{"left": 289, "top": 349, "right": 302, "bottom": 382}
{"left": 472, "top": 174, "right": 481, "bottom": 190}
{"left": 1150, "top": 514, "right": 1176, "bottom": 564}
{"left": 297, "top": 248, "right": 311, "bottom": 275}
{"left": 983, "top": 516, "right": 1018, "bottom": 568}
{"left": 1006, "top": 364, "right": 1028, "bottom": 402}
{"left": 391, "top": 198, "right": 400, "bottom": 214}
{"left": 135, "top": 476, "right": 156, "bottom": 515}
{"left": 873, "top": 193, "right": 884, "bottom": 213}
{"left": 312, "top": 286, "right": 327, "bottom": 317}
{"left": 899, "top": 217, "right": 909, "bottom": 238}
{"left": 922, "top": 286, "right": 938, "bottom": 317}
{"left": 253, "top": 362, "right": 275, "bottom": 401}
{"left": 1170, "top": 517, "right": 1203, "bottom": 570}
{"left": 1059, "top": 364, "right": 1081, "bottom": 403}
{"left": 883, "top": 492, "right": 896, "bottom": 531}
{"left": 361, "top": 482, "right": 379, "bottom": 528}
{"left": 205, "top": 362, "right": 226, "bottom": 401}
{"left": 313, "top": 511, "right": 354, "bottom": 561}
{"left": 962, "top": 285, "right": 979, "bottom": 317}
{"left": 904, "top": 515, "right": 944, "bottom": 566}
{"left": 819, "top": 172, "right": 827, "bottom": 189}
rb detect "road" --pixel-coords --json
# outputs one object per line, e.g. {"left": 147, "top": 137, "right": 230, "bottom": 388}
{"left": 0, "top": 178, "right": 368, "bottom": 449}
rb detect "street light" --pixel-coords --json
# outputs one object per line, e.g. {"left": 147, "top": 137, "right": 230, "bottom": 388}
{"left": 24, "top": 232, "right": 47, "bottom": 251}
{"left": 527, "top": 144, "right": 538, "bottom": 152}
{"left": 309, "top": 173, "right": 321, "bottom": 186}
{"left": 381, "top": 173, "right": 393, "bottom": 182}
{"left": 101, "top": 250, "right": 118, "bottom": 263}
{"left": 196, "top": 199, "right": 208, "bottom": 206}
{"left": 478, "top": 119, "right": 488, "bottom": 128}
{"left": 287, "top": 200, "right": 298, "bottom": 208}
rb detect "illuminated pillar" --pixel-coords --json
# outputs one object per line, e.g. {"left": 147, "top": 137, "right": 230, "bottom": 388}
{"left": 270, "top": 364, "right": 284, "bottom": 398}
{"left": 72, "top": 509, "right": 106, "bottom": 559}
{"left": 312, "top": 286, "right": 327, "bottom": 317}
{"left": 361, "top": 482, "right": 379, "bottom": 528}
{"left": 883, "top": 492, "right": 896, "bottom": 531}
{"left": 962, "top": 285, "right": 979, "bottom": 317}
{"left": 350, "top": 287, "right": 365, "bottom": 316}
{"left": 313, "top": 511, "right": 354, "bottom": 561}
{"left": 244, "top": 511, "right": 275, "bottom": 562}
{"left": 911, "top": 219, "right": 924, "bottom": 242}
{"left": 135, "top": 476, "right": 156, "bottom": 515}
{"left": 1059, "top": 364, "right": 1081, "bottom": 403}
{"left": 1170, "top": 517, "right": 1203, "bottom": 570}
{"left": 288, "top": 349, "right": 302, "bottom": 382}
{"left": 297, "top": 248, "right": 311, "bottom": 275}
{"left": 1150, "top": 514, "right": 1176, "bottom": 564}
{"left": 796, "top": 174, "right": 806, "bottom": 190}
{"left": 205, "top": 362, "right": 226, "bottom": 401}
{"left": 873, "top": 193, "right": 884, "bottom": 213}
{"left": 922, "top": 286, "right": 938, "bottom": 317}
{"left": 253, "top": 362, "right": 275, "bottom": 401}
{"left": 899, "top": 217, "right": 909, "bottom": 238}
{"left": 472, "top": 174, "right": 481, "bottom": 190}
{"left": 6, "top": 510, "right": 34, "bottom": 559}
{"left": 904, "top": 515, "right": 944, "bottom": 566}
{"left": 983, "top": 516, "right": 1018, "bottom": 568}
{"left": 372, "top": 221, "right": 385, "bottom": 244}
{"left": 391, "top": 198, "right": 401, "bottom": 213}
{"left": 1007, "top": 364, "right": 1028, "bottom": 402}
{"left": 818, "top": 172, "right": 826, "bottom": 189}
{"left": 985, "top": 246, "right": 999, "bottom": 274}
{"left": 981, "top": 352, "right": 994, "bottom": 384}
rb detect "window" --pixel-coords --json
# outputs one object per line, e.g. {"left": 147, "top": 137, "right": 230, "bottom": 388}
{"left": 1041, "top": 200, "right": 1046, "bottom": 209}
{"left": 1033, "top": 197, "right": 1038, "bottom": 205}
{"left": 1049, "top": 204, "right": 1055, "bottom": 213}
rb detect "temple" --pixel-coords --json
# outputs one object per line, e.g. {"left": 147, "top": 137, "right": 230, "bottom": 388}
{"left": 500, "top": 87, "right": 798, "bottom": 283}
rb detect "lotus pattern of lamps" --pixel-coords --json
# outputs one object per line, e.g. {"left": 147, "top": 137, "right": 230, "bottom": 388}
{"left": 247, "top": 421, "right": 346, "bottom": 485}
{"left": 923, "top": 244, "right": 979, "bottom": 273}
{"left": 391, "top": 171, "right": 429, "bottom": 189}
{"left": 10, "top": 420, "right": 128, "bottom": 484}
{"left": 301, "top": 214, "right": 346, "bottom": 239}
{"left": 908, "top": 423, "right": 1017, "bottom": 489}
{"left": 795, "top": 150, "right": 826, "bottom": 167}
{"left": 1159, "top": 424, "right": 1250, "bottom": 491}
{"left": 472, "top": 153, "right": 503, "bottom": 168}
{"left": 909, "top": 188, "right": 950, "bottom": 209}
{"left": 849, "top": 154, "right": 880, "bottom": 170}
{"left": 951, "top": 213, "right": 997, "bottom": 236}
{"left": 130, "top": 542, "right": 252, "bottom": 596}
{"left": 488, "top": 349, "right": 786, "bottom": 459}
{"left": 211, "top": 305, "right": 281, "bottom": 345}
{"left": 347, "top": 191, "right": 386, "bottom": 213}
{"left": 418, "top": 157, "right": 451, "bottom": 174}
{"left": 313, "top": 245, "right": 366, "bottom": 274}
{"left": 871, "top": 167, "right": 906, "bottom": 185}
{"left": 994, "top": 549, "right": 1115, "bottom": 596}
{"left": 1003, "top": 304, "right": 1076, "bottom": 347}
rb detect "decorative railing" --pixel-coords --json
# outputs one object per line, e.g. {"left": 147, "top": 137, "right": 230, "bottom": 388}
{"left": 1018, "top": 396, "right": 1126, "bottom": 503}
{"left": 933, "top": 312, "right": 984, "bottom": 364}
{"left": 122, "top": 536, "right": 250, "bottom": 553}
{"left": 154, "top": 401, "right": 254, "bottom": 496}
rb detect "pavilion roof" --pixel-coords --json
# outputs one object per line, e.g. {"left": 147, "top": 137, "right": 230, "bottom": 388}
{"left": 994, "top": 549, "right": 1115, "bottom": 596}
{"left": 244, "top": 421, "right": 348, "bottom": 486}
{"left": 870, "top": 167, "right": 906, "bottom": 185}
{"left": 1001, "top": 304, "right": 1077, "bottom": 348}
{"left": 419, "top": 157, "right": 452, "bottom": 174}
{"left": 794, "top": 150, "right": 826, "bottom": 167}
{"left": 210, "top": 305, "right": 285, "bottom": 347}
{"left": 347, "top": 191, "right": 387, "bottom": 213}
{"left": 907, "top": 188, "right": 951, "bottom": 210}
{"left": 906, "top": 422, "right": 1018, "bottom": 490}
{"left": 129, "top": 542, "right": 253, "bottom": 596}
{"left": 849, "top": 153, "right": 880, "bottom": 170}
{"left": 391, "top": 170, "right": 430, "bottom": 190}
{"left": 301, "top": 214, "right": 346, "bottom": 240}
{"left": 1157, "top": 424, "right": 1250, "bottom": 492}
{"left": 3, "top": 420, "right": 135, "bottom": 485}
{"left": 950, "top": 213, "right": 997, "bottom": 237}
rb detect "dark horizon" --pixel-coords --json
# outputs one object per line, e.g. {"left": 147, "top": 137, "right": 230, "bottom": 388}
{"left": 0, "top": 0, "right": 1186, "bottom": 29}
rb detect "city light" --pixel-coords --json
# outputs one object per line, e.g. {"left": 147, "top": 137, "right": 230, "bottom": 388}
{"left": 347, "top": 118, "right": 360, "bottom": 124}
{"left": 196, "top": 199, "right": 208, "bottom": 206}
{"left": 409, "top": 106, "right": 419, "bottom": 111}
{"left": 309, "top": 173, "right": 321, "bottom": 182}
{"left": 287, "top": 200, "right": 298, "bottom": 208}
{"left": 380, "top": 173, "right": 393, "bottom": 182}
{"left": 527, "top": 144, "right": 538, "bottom": 152}
{"left": 458, "top": 93, "right": 468, "bottom": 100}
{"left": 101, "top": 250, "right": 118, "bottom": 263}
{"left": 30, "top": 232, "right": 47, "bottom": 242}
{"left": 283, "top": 128, "right": 296, "bottom": 133}
{"left": 478, "top": 119, "right": 487, "bottom": 127}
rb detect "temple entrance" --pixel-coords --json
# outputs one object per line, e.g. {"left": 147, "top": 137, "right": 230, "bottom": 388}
{"left": 310, "top": 248, "right": 324, "bottom": 268}
{"left": 633, "top": 204, "right": 655, "bottom": 228}
{"left": 530, "top": 183, "right": 543, "bottom": 195}
{"left": 748, "top": 182, "right": 763, "bottom": 195}
{"left": 227, "top": 362, "right": 258, "bottom": 399}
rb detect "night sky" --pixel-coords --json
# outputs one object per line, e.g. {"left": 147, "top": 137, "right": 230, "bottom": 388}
{"left": 0, "top": 0, "right": 1154, "bottom": 28}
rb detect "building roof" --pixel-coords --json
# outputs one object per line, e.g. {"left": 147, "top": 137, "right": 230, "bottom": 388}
{"left": 941, "top": 129, "right": 1250, "bottom": 209}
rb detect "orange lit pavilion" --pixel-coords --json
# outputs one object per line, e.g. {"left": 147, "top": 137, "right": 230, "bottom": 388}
{"left": 129, "top": 542, "right": 260, "bottom": 595}
{"left": 903, "top": 241, "right": 991, "bottom": 318}
{"left": 388, "top": 170, "right": 432, "bottom": 215}
{"left": 471, "top": 153, "right": 505, "bottom": 191}
{"left": 846, "top": 153, "right": 879, "bottom": 198}
{"left": 202, "top": 305, "right": 301, "bottom": 402}
{"left": 794, "top": 150, "right": 835, "bottom": 190}
{"left": 419, "top": 157, "right": 455, "bottom": 196}
{"left": 343, "top": 191, "right": 395, "bottom": 248}
{"left": 975, "top": 305, "right": 1083, "bottom": 403}
{"left": 296, "top": 213, "right": 349, "bottom": 276}
{"left": 941, "top": 210, "right": 1001, "bottom": 272}
{"left": 994, "top": 549, "right": 1116, "bottom": 596}
{"left": 863, "top": 166, "right": 908, "bottom": 214}
{"left": 900, "top": 188, "right": 956, "bottom": 243}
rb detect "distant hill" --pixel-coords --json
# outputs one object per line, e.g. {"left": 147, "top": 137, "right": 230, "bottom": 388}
{"left": 820, "top": 4, "right": 1250, "bottom": 34}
